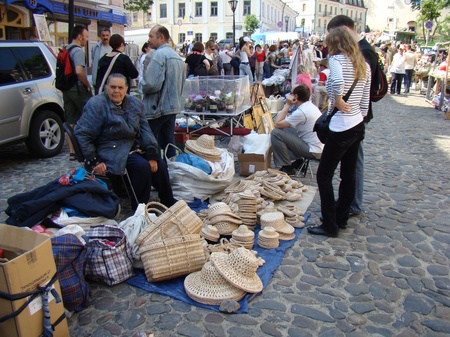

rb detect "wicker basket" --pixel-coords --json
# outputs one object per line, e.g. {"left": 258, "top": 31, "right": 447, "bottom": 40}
{"left": 139, "top": 232, "right": 207, "bottom": 282}
{"left": 135, "top": 200, "right": 203, "bottom": 247}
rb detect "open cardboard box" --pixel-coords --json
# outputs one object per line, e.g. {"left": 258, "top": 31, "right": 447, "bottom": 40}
{"left": 0, "top": 224, "right": 69, "bottom": 337}
{"left": 238, "top": 148, "right": 272, "bottom": 176}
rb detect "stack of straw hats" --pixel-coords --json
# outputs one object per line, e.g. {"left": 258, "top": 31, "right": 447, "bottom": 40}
{"left": 236, "top": 189, "right": 258, "bottom": 230}
{"left": 260, "top": 211, "right": 295, "bottom": 241}
{"left": 185, "top": 135, "right": 221, "bottom": 162}
{"left": 230, "top": 225, "right": 255, "bottom": 249}
{"left": 258, "top": 226, "right": 280, "bottom": 249}
{"left": 277, "top": 205, "right": 305, "bottom": 228}
{"left": 200, "top": 225, "right": 220, "bottom": 242}
{"left": 206, "top": 202, "right": 242, "bottom": 235}
{"left": 210, "top": 247, "right": 265, "bottom": 293}
{"left": 184, "top": 261, "right": 246, "bottom": 305}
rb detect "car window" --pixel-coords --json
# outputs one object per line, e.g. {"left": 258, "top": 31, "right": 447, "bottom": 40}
{"left": 0, "top": 49, "right": 24, "bottom": 85}
{"left": 13, "top": 47, "right": 51, "bottom": 80}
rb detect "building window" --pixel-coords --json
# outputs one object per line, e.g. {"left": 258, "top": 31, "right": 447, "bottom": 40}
{"left": 178, "top": 33, "right": 186, "bottom": 44}
{"left": 302, "top": 4, "right": 306, "bottom": 11}
{"left": 324, "top": 5, "right": 327, "bottom": 14}
{"left": 243, "top": 1, "right": 251, "bottom": 15}
{"left": 195, "top": 33, "right": 202, "bottom": 42}
{"left": 179, "top": 3, "right": 185, "bottom": 18}
{"left": 211, "top": 2, "right": 218, "bottom": 16}
{"left": 335, "top": 7, "right": 337, "bottom": 15}
{"left": 132, "top": 12, "right": 138, "bottom": 22}
{"left": 160, "top": 4, "right": 167, "bottom": 18}
{"left": 226, "top": 32, "right": 233, "bottom": 39}
{"left": 146, "top": 12, "right": 151, "bottom": 21}
{"left": 318, "top": 19, "right": 321, "bottom": 28}
{"left": 319, "top": 4, "right": 321, "bottom": 13}
{"left": 195, "top": 2, "right": 202, "bottom": 17}
{"left": 210, "top": 32, "right": 217, "bottom": 41}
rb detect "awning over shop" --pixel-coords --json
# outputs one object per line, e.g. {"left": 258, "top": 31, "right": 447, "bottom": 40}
{"left": 4, "top": 0, "right": 127, "bottom": 25}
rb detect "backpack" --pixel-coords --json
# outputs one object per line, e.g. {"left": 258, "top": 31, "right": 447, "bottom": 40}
{"left": 55, "top": 45, "right": 79, "bottom": 91}
{"left": 360, "top": 44, "right": 387, "bottom": 102}
{"left": 207, "top": 55, "right": 219, "bottom": 76}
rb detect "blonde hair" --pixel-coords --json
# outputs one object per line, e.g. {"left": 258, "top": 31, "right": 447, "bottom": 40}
{"left": 325, "top": 27, "right": 367, "bottom": 80}
{"left": 297, "top": 64, "right": 306, "bottom": 74}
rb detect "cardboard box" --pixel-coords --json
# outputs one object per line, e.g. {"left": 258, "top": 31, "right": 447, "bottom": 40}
{"left": 238, "top": 148, "right": 272, "bottom": 176}
{"left": 0, "top": 224, "right": 69, "bottom": 337}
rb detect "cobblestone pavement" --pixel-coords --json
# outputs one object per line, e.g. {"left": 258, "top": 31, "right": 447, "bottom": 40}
{"left": 1, "top": 91, "right": 450, "bottom": 337}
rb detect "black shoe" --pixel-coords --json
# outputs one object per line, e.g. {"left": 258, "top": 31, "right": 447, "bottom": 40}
{"left": 292, "top": 158, "right": 305, "bottom": 170}
{"left": 279, "top": 165, "right": 296, "bottom": 176}
{"left": 319, "top": 217, "right": 347, "bottom": 229}
{"left": 307, "top": 225, "right": 338, "bottom": 237}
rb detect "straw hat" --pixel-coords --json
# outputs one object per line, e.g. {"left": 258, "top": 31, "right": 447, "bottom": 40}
{"left": 258, "top": 226, "right": 280, "bottom": 249}
{"left": 185, "top": 135, "right": 221, "bottom": 162}
{"left": 210, "top": 248, "right": 264, "bottom": 293}
{"left": 212, "top": 221, "right": 240, "bottom": 236}
{"left": 201, "top": 225, "right": 220, "bottom": 242}
{"left": 208, "top": 202, "right": 233, "bottom": 218}
{"left": 277, "top": 232, "right": 296, "bottom": 241}
{"left": 208, "top": 213, "right": 243, "bottom": 226}
{"left": 258, "top": 226, "right": 279, "bottom": 239}
{"left": 184, "top": 261, "right": 246, "bottom": 305}
{"left": 260, "top": 212, "right": 294, "bottom": 235}
{"left": 232, "top": 225, "right": 255, "bottom": 242}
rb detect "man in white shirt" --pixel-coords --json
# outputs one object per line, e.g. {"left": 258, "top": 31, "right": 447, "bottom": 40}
{"left": 219, "top": 44, "right": 233, "bottom": 75}
{"left": 271, "top": 84, "right": 323, "bottom": 175}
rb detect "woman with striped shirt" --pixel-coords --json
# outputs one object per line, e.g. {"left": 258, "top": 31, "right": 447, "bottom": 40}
{"left": 307, "top": 27, "right": 371, "bottom": 238}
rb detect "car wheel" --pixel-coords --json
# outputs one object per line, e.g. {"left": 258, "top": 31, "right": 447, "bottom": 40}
{"left": 26, "top": 110, "right": 65, "bottom": 158}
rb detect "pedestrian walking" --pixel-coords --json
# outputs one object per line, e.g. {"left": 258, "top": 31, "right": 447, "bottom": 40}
{"left": 62, "top": 25, "right": 92, "bottom": 161}
{"left": 91, "top": 27, "right": 112, "bottom": 93}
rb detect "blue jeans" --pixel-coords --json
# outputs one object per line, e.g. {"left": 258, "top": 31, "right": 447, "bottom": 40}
{"left": 404, "top": 69, "right": 413, "bottom": 93}
{"left": 350, "top": 139, "right": 364, "bottom": 214}
{"left": 317, "top": 122, "right": 365, "bottom": 233}
{"left": 239, "top": 63, "right": 254, "bottom": 84}
{"left": 148, "top": 114, "right": 176, "bottom": 159}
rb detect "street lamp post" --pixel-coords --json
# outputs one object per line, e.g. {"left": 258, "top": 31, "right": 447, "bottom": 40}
{"left": 228, "top": 0, "right": 238, "bottom": 47}
{"left": 285, "top": 16, "right": 289, "bottom": 32}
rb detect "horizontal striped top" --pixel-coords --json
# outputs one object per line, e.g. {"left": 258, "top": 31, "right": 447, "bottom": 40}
{"left": 326, "top": 54, "right": 371, "bottom": 132}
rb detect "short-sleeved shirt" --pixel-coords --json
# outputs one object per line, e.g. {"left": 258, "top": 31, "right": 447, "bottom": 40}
{"left": 285, "top": 100, "right": 323, "bottom": 154}
{"left": 68, "top": 43, "right": 86, "bottom": 91}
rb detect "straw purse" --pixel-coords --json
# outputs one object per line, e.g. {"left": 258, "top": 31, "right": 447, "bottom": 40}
{"left": 139, "top": 229, "right": 207, "bottom": 282}
{"left": 135, "top": 201, "right": 203, "bottom": 247}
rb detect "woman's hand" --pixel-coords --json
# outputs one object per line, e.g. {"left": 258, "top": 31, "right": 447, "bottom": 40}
{"left": 149, "top": 160, "right": 158, "bottom": 173}
{"left": 93, "top": 162, "right": 107, "bottom": 175}
{"left": 335, "top": 96, "right": 351, "bottom": 113}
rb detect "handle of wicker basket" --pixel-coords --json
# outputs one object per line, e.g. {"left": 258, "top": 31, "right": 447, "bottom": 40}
{"left": 164, "top": 143, "right": 184, "bottom": 162}
{"left": 144, "top": 201, "right": 168, "bottom": 224}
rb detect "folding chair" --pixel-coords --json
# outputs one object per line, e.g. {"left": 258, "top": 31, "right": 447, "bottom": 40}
{"left": 296, "top": 158, "right": 315, "bottom": 178}
{"left": 63, "top": 122, "right": 139, "bottom": 206}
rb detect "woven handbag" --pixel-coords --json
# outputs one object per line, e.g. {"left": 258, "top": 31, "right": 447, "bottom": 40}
{"left": 84, "top": 225, "right": 134, "bottom": 286}
{"left": 139, "top": 230, "right": 207, "bottom": 282}
{"left": 135, "top": 200, "right": 203, "bottom": 246}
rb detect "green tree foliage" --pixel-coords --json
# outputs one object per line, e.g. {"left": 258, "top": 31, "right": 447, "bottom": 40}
{"left": 123, "top": 0, "right": 153, "bottom": 28}
{"left": 244, "top": 14, "right": 261, "bottom": 36}
{"left": 410, "top": 0, "right": 450, "bottom": 38}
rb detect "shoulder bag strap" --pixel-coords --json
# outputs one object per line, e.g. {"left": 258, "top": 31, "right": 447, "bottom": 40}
{"left": 98, "top": 53, "right": 121, "bottom": 94}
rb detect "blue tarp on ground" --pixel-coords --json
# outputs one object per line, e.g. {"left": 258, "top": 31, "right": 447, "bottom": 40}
{"left": 126, "top": 211, "right": 310, "bottom": 313}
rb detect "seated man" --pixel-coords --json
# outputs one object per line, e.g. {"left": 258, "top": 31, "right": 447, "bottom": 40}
{"left": 271, "top": 84, "right": 323, "bottom": 176}
{"left": 312, "top": 58, "right": 330, "bottom": 111}
{"left": 74, "top": 73, "right": 176, "bottom": 211}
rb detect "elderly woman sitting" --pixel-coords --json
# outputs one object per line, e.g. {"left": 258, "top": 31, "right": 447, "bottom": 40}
{"left": 75, "top": 73, "right": 176, "bottom": 211}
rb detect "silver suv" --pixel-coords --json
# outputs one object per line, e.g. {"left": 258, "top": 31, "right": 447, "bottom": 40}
{"left": 0, "top": 41, "right": 65, "bottom": 158}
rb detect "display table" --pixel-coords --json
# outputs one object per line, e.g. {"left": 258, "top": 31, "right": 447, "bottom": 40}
{"left": 179, "top": 108, "right": 251, "bottom": 137}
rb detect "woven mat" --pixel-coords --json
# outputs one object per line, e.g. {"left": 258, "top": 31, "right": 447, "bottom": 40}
{"left": 126, "top": 186, "right": 316, "bottom": 314}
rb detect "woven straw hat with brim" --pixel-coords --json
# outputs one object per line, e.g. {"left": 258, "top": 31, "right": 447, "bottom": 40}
{"left": 277, "top": 232, "right": 296, "bottom": 241}
{"left": 258, "top": 226, "right": 280, "bottom": 249}
{"left": 212, "top": 221, "right": 240, "bottom": 236}
{"left": 260, "top": 212, "right": 295, "bottom": 235}
{"left": 185, "top": 135, "right": 221, "bottom": 162}
{"left": 201, "top": 225, "right": 220, "bottom": 242}
{"left": 210, "top": 248, "right": 264, "bottom": 293}
{"left": 184, "top": 261, "right": 246, "bottom": 305}
{"left": 208, "top": 213, "right": 243, "bottom": 226}
{"left": 208, "top": 202, "right": 233, "bottom": 218}
{"left": 232, "top": 225, "right": 255, "bottom": 242}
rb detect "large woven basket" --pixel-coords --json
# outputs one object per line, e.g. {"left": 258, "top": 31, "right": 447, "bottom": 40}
{"left": 139, "top": 233, "right": 207, "bottom": 282}
{"left": 135, "top": 200, "right": 203, "bottom": 247}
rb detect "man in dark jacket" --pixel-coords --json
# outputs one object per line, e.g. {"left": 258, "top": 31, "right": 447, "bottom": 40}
{"left": 327, "top": 15, "right": 379, "bottom": 218}
{"left": 75, "top": 73, "right": 176, "bottom": 210}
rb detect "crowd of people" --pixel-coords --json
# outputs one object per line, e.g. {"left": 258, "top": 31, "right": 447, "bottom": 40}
{"left": 61, "top": 18, "right": 446, "bottom": 239}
